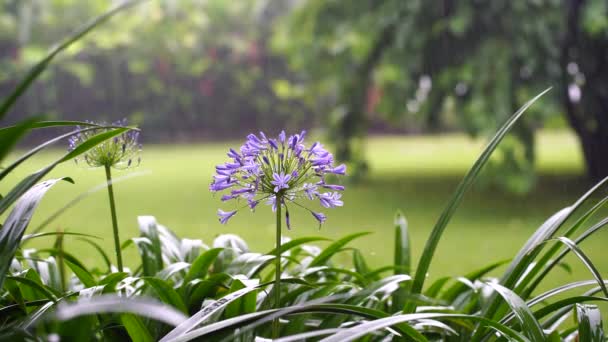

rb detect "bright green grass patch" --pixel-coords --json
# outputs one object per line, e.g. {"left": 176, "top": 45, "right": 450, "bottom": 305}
{"left": 3, "top": 130, "right": 605, "bottom": 290}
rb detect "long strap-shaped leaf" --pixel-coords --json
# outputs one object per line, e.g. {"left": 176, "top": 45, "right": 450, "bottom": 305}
{"left": 0, "top": 1, "right": 143, "bottom": 121}
{"left": 53, "top": 295, "right": 188, "bottom": 327}
{"left": 405, "top": 88, "right": 551, "bottom": 313}
{"left": 160, "top": 286, "right": 259, "bottom": 341}
{"left": 485, "top": 283, "right": 545, "bottom": 341}
{"left": 317, "top": 312, "right": 529, "bottom": 342}
{"left": 0, "top": 178, "right": 72, "bottom": 289}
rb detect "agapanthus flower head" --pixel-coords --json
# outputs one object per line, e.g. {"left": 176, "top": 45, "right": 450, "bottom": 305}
{"left": 68, "top": 119, "right": 141, "bottom": 170}
{"left": 211, "top": 130, "right": 346, "bottom": 227}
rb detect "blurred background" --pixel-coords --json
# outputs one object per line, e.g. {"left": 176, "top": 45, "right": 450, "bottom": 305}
{"left": 1, "top": 0, "right": 608, "bottom": 285}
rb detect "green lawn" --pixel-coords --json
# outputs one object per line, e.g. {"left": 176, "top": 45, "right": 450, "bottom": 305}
{"left": 3, "top": 130, "right": 606, "bottom": 291}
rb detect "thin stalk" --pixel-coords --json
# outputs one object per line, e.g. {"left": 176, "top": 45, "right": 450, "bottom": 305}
{"left": 104, "top": 165, "right": 123, "bottom": 272}
{"left": 272, "top": 195, "right": 282, "bottom": 338}
{"left": 55, "top": 228, "right": 66, "bottom": 292}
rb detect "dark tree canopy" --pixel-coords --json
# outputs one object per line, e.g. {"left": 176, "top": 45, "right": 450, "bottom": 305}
{"left": 274, "top": 0, "right": 608, "bottom": 190}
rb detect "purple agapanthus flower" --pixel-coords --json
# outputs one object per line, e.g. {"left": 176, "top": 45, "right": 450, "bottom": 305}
{"left": 218, "top": 209, "right": 237, "bottom": 224}
{"left": 68, "top": 118, "right": 141, "bottom": 170}
{"left": 211, "top": 130, "right": 346, "bottom": 227}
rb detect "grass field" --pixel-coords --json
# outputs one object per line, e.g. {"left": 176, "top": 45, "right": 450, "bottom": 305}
{"left": 4, "top": 130, "right": 607, "bottom": 291}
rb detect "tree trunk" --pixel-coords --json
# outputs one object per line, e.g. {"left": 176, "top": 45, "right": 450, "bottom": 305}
{"left": 334, "top": 10, "right": 404, "bottom": 163}
{"left": 561, "top": 0, "right": 608, "bottom": 182}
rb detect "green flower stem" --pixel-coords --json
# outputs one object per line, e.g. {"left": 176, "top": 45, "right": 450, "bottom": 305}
{"left": 104, "top": 164, "right": 124, "bottom": 273}
{"left": 272, "top": 195, "right": 282, "bottom": 338}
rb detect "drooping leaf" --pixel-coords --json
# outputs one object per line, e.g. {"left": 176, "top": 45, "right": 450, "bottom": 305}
{"left": 0, "top": 178, "right": 72, "bottom": 288}
{"left": 485, "top": 282, "right": 544, "bottom": 341}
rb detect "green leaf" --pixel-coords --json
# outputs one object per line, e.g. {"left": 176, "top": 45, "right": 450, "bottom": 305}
{"left": 0, "top": 1, "right": 143, "bottom": 120}
{"left": 53, "top": 295, "right": 188, "bottom": 327}
{"left": 407, "top": 88, "right": 550, "bottom": 313}
{"left": 65, "top": 260, "right": 96, "bottom": 288}
{"left": 188, "top": 273, "right": 232, "bottom": 308}
{"left": 0, "top": 178, "right": 72, "bottom": 289}
{"left": 136, "top": 216, "right": 164, "bottom": 276}
{"left": 5, "top": 276, "right": 57, "bottom": 302}
{"left": 309, "top": 232, "right": 371, "bottom": 267}
{"left": 486, "top": 282, "right": 544, "bottom": 341}
{"left": 172, "top": 303, "right": 427, "bottom": 342}
{"left": 20, "top": 301, "right": 56, "bottom": 330}
{"left": 121, "top": 313, "right": 154, "bottom": 342}
{"left": 0, "top": 117, "right": 39, "bottom": 164}
{"left": 184, "top": 248, "right": 223, "bottom": 284}
{"left": 576, "top": 304, "right": 604, "bottom": 342}
{"left": 21, "top": 231, "right": 101, "bottom": 243}
{"left": 140, "top": 277, "right": 188, "bottom": 314}
{"left": 76, "top": 238, "right": 112, "bottom": 272}
{"left": 549, "top": 237, "right": 608, "bottom": 297}
{"left": 394, "top": 210, "right": 411, "bottom": 274}
{"left": 225, "top": 253, "right": 274, "bottom": 278}
{"left": 393, "top": 210, "right": 411, "bottom": 311}
{"left": 99, "top": 272, "right": 129, "bottom": 294}
{"left": 224, "top": 278, "right": 258, "bottom": 319}
{"left": 523, "top": 215, "right": 608, "bottom": 298}
{"left": 156, "top": 262, "right": 190, "bottom": 281}
{"left": 533, "top": 296, "right": 608, "bottom": 321}
{"left": 353, "top": 249, "right": 373, "bottom": 282}
{"left": 317, "top": 312, "right": 528, "bottom": 342}
{"left": 441, "top": 259, "right": 510, "bottom": 302}
{"left": 160, "top": 286, "right": 259, "bottom": 341}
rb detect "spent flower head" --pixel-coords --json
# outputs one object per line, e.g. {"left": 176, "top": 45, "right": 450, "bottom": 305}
{"left": 210, "top": 130, "right": 346, "bottom": 227}
{"left": 68, "top": 119, "right": 141, "bottom": 169}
